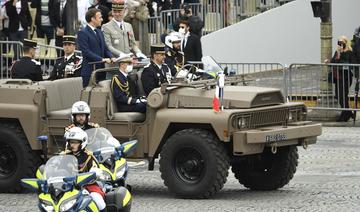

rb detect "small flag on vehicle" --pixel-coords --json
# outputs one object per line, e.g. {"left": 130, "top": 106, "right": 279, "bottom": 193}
{"left": 213, "top": 71, "right": 225, "bottom": 112}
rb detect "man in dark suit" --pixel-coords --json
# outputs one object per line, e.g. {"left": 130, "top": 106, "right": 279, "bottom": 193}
{"left": 141, "top": 44, "right": 175, "bottom": 96}
{"left": 111, "top": 56, "right": 146, "bottom": 113}
{"left": 179, "top": 20, "right": 202, "bottom": 66}
{"left": 11, "top": 39, "right": 43, "bottom": 81}
{"left": 5, "top": 0, "right": 32, "bottom": 60}
{"left": 49, "top": 0, "right": 68, "bottom": 50}
{"left": 50, "top": 35, "right": 82, "bottom": 80}
{"left": 77, "top": 8, "right": 115, "bottom": 87}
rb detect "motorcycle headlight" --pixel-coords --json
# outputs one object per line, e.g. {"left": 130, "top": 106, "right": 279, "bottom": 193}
{"left": 116, "top": 165, "right": 127, "bottom": 179}
{"left": 39, "top": 200, "right": 54, "bottom": 212}
{"left": 99, "top": 170, "right": 112, "bottom": 181}
{"left": 59, "top": 198, "right": 77, "bottom": 212}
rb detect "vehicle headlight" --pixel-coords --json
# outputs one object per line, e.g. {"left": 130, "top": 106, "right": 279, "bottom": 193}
{"left": 116, "top": 165, "right": 127, "bottom": 179}
{"left": 59, "top": 198, "right": 77, "bottom": 212}
{"left": 288, "top": 109, "right": 304, "bottom": 122}
{"left": 39, "top": 200, "right": 54, "bottom": 212}
{"left": 99, "top": 170, "right": 112, "bottom": 181}
{"left": 236, "top": 116, "right": 250, "bottom": 129}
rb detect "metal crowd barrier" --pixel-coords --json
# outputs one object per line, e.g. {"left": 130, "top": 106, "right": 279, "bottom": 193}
{"left": 288, "top": 63, "right": 360, "bottom": 112}
{"left": 220, "top": 62, "right": 286, "bottom": 95}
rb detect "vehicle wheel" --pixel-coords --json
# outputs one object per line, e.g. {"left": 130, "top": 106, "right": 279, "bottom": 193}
{"left": 159, "top": 129, "right": 230, "bottom": 199}
{"left": 231, "top": 145, "right": 298, "bottom": 190}
{"left": 0, "top": 123, "right": 40, "bottom": 193}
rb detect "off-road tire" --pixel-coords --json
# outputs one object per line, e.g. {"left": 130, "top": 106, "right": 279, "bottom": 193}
{"left": 159, "top": 129, "right": 229, "bottom": 199}
{"left": 0, "top": 123, "right": 40, "bottom": 193}
{"left": 231, "top": 145, "right": 298, "bottom": 190}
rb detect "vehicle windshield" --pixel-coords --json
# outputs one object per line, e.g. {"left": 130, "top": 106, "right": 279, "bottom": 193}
{"left": 86, "top": 128, "right": 121, "bottom": 163}
{"left": 43, "top": 155, "right": 78, "bottom": 188}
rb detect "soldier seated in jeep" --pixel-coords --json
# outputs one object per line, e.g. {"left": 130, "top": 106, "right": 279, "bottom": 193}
{"left": 111, "top": 56, "right": 147, "bottom": 113}
{"left": 65, "top": 101, "right": 100, "bottom": 131}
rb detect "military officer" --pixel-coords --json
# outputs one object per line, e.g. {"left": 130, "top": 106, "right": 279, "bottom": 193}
{"left": 11, "top": 39, "right": 43, "bottom": 81}
{"left": 101, "top": 2, "right": 147, "bottom": 59}
{"left": 141, "top": 44, "right": 176, "bottom": 96}
{"left": 50, "top": 35, "right": 82, "bottom": 80}
{"left": 111, "top": 56, "right": 146, "bottom": 113}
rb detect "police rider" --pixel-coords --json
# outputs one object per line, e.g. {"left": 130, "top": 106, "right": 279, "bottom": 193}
{"left": 65, "top": 101, "right": 99, "bottom": 132}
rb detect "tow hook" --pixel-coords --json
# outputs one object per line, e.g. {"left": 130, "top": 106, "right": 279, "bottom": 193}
{"left": 302, "top": 140, "right": 308, "bottom": 150}
{"left": 271, "top": 143, "right": 277, "bottom": 154}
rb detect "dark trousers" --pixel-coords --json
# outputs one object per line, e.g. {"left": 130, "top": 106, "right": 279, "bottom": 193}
{"left": 335, "top": 75, "right": 353, "bottom": 108}
{"left": 117, "top": 102, "right": 147, "bottom": 113}
{"left": 36, "top": 25, "right": 54, "bottom": 44}
{"left": 9, "top": 30, "right": 28, "bottom": 60}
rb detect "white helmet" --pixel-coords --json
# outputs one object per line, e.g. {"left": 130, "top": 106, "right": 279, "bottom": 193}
{"left": 165, "top": 32, "right": 182, "bottom": 49}
{"left": 71, "top": 101, "right": 91, "bottom": 122}
{"left": 65, "top": 127, "right": 88, "bottom": 150}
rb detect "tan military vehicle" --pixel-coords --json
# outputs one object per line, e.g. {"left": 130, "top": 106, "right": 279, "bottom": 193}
{"left": 0, "top": 59, "right": 321, "bottom": 198}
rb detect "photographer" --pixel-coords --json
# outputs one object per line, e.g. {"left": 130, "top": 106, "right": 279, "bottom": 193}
{"left": 173, "top": 4, "right": 203, "bottom": 37}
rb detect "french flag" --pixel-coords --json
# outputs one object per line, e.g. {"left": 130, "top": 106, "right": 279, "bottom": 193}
{"left": 213, "top": 72, "right": 225, "bottom": 112}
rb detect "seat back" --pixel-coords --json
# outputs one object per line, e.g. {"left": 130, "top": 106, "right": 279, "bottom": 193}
{"left": 38, "top": 77, "right": 83, "bottom": 113}
{"left": 136, "top": 70, "right": 145, "bottom": 97}
{"left": 98, "top": 80, "right": 116, "bottom": 119}
{"left": 38, "top": 80, "right": 62, "bottom": 112}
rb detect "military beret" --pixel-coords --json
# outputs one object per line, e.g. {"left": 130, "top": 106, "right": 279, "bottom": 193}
{"left": 23, "top": 39, "right": 38, "bottom": 49}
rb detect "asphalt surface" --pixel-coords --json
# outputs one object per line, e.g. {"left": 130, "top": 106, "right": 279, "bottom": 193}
{"left": 1, "top": 127, "right": 360, "bottom": 211}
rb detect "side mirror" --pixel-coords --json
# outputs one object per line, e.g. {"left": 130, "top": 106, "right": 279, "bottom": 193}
{"left": 76, "top": 172, "right": 96, "bottom": 187}
{"left": 121, "top": 140, "right": 138, "bottom": 157}
{"left": 21, "top": 178, "right": 45, "bottom": 192}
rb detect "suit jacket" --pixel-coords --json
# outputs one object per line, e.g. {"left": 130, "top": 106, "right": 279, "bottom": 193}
{"left": 5, "top": 0, "right": 32, "bottom": 33}
{"left": 77, "top": 25, "right": 112, "bottom": 78}
{"left": 182, "top": 33, "right": 202, "bottom": 64}
{"left": 49, "top": 0, "right": 68, "bottom": 29}
{"left": 30, "top": 0, "right": 51, "bottom": 27}
{"left": 11, "top": 57, "right": 43, "bottom": 81}
{"left": 141, "top": 61, "right": 172, "bottom": 96}
{"left": 102, "top": 20, "right": 140, "bottom": 57}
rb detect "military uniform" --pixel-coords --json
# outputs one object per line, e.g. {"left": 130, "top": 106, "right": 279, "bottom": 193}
{"left": 141, "top": 44, "right": 175, "bottom": 96}
{"left": 50, "top": 35, "right": 82, "bottom": 80}
{"left": 11, "top": 39, "right": 43, "bottom": 81}
{"left": 50, "top": 54, "right": 82, "bottom": 80}
{"left": 111, "top": 71, "right": 146, "bottom": 113}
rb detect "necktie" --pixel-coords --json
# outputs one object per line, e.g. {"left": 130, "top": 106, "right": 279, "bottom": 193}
{"left": 120, "top": 24, "right": 123, "bottom": 30}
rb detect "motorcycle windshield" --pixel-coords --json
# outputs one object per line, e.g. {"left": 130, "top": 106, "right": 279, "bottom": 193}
{"left": 86, "top": 128, "right": 121, "bottom": 163}
{"left": 43, "top": 155, "right": 78, "bottom": 187}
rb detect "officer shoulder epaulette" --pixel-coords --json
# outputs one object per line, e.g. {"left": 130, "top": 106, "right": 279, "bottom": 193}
{"left": 31, "top": 59, "right": 41, "bottom": 66}
{"left": 65, "top": 124, "right": 76, "bottom": 131}
{"left": 88, "top": 122, "right": 99, "bottom": 128}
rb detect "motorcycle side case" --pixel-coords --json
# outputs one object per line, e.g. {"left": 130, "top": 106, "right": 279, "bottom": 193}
{"left": 106, "top": 186, "right": 132, "bottom": 212}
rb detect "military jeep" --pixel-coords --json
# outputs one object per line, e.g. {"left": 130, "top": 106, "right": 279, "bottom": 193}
{"left": 0, "top": 61, "right": 321, "bottom": 198}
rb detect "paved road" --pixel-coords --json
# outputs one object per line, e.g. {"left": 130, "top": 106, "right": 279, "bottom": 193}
{"left": 1, "top": 127, "right": 360, "bottom": 212}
